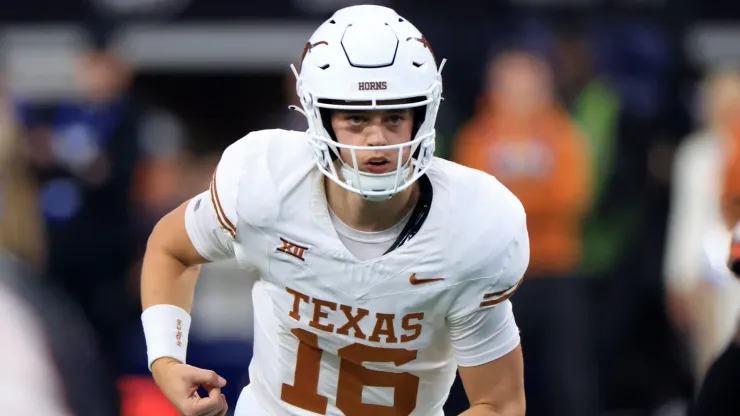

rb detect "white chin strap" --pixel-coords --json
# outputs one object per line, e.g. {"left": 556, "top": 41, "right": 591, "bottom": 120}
{"left": 340, "top": 164, "right": 411, "bottom": 201}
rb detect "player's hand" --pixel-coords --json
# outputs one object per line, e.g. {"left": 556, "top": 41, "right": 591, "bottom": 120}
{"left": 151, "top": 357, "right": 228, "bottom": 416}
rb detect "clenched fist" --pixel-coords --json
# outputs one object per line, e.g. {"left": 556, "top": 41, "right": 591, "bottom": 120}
{"left": 152, "top": 357, "right": 228, "bottom": 416}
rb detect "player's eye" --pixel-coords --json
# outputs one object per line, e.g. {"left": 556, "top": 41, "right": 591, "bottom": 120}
{"left": 345, "top": 114, "right": 367, "bottom": 126}
{"left": 385, "top": 114, "right": 406, "bottom": 126}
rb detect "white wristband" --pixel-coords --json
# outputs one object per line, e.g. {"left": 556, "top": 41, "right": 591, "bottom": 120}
{"left": 141, "top": 304, "right": 192, "bottom": 371}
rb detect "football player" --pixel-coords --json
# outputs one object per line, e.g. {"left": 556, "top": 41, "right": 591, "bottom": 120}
{"left": 140, "top": 5, "right": 529, "bottom": 416}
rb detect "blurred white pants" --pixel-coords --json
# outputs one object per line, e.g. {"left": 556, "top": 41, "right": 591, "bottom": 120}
{"left": 692, "top": 278, "right": 740, "bottom": 381}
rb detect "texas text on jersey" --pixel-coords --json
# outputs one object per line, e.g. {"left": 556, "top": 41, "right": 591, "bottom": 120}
{"left": 184, "top": 129, "right": 530, "bottom": 415}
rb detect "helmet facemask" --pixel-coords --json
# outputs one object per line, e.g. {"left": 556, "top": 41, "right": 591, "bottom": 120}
{"left": 290, "top": 62, "right": 445, "bottom": 201}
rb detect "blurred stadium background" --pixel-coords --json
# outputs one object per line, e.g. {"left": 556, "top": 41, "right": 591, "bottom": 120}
{"left": 2, "top": 0, "right": 740, "bottom": 415}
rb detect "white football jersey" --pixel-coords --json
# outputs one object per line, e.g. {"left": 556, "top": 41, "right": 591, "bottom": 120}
{"left": 185, "top": 129, "right": 529, "bottom": 416}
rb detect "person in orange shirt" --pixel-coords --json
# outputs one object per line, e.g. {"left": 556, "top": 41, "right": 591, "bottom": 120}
{"left": 721, "top": 107, "right": 740, "bottom": 228}
{"left": 454, "top": 50, "right": 592, "bottom": 275}
{"left": 453, "top": 49, "right": 594, "bottom": 416}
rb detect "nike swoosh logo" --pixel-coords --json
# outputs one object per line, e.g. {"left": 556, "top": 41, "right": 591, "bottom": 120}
{"left": 409, "top": 273, "right": 444, "bottom": 285}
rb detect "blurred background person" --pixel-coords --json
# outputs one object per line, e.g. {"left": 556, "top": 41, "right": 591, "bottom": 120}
{"left": 19, "top": 34, "right": 144, "bottom": 385}
{"left": 0, "top": 70, "right": 120, "bottom": 416}
{"left": 687, "top": 73, "right": 740, "bottom": 416}
{"left": 663, "top": 69, "right": 740, "bottom": 382}
{"left": 552, "top": 22, "right": 627, "bottom": 288}
{"left": 14, "top": 26, "right": 194, "bottom": 413}
{"left": 452, "top": 49, "right": 595, "bottom": 416}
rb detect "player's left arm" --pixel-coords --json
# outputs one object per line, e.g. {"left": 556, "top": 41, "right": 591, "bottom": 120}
{"left": 457, "top": 346, "right": 524, "bottom": 416}
{"left": 446, "top": 223, "right": 529, "bottom": 416}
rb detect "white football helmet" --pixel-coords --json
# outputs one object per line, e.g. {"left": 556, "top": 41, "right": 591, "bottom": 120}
{"left": 290, "top": 4, "right": 445, "bottom": 201}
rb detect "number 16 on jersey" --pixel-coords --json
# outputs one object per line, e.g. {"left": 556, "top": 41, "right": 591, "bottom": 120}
{"left": 281, "top": 328, "right": 421, "bottom": 415}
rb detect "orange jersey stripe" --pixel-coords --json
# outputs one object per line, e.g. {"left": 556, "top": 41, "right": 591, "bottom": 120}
{"left": 210, "top": 169, "right": 236, "bottom": 239}
{"left": 479, "top": 278, "right": 523, "bottom": 308}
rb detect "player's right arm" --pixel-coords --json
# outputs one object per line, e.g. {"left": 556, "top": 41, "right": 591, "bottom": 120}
{"left": 140, "top": 139, "right": 246, "bottom": 416}
{"left": 140, "top": 200, "right": 209, "bottom": 313}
